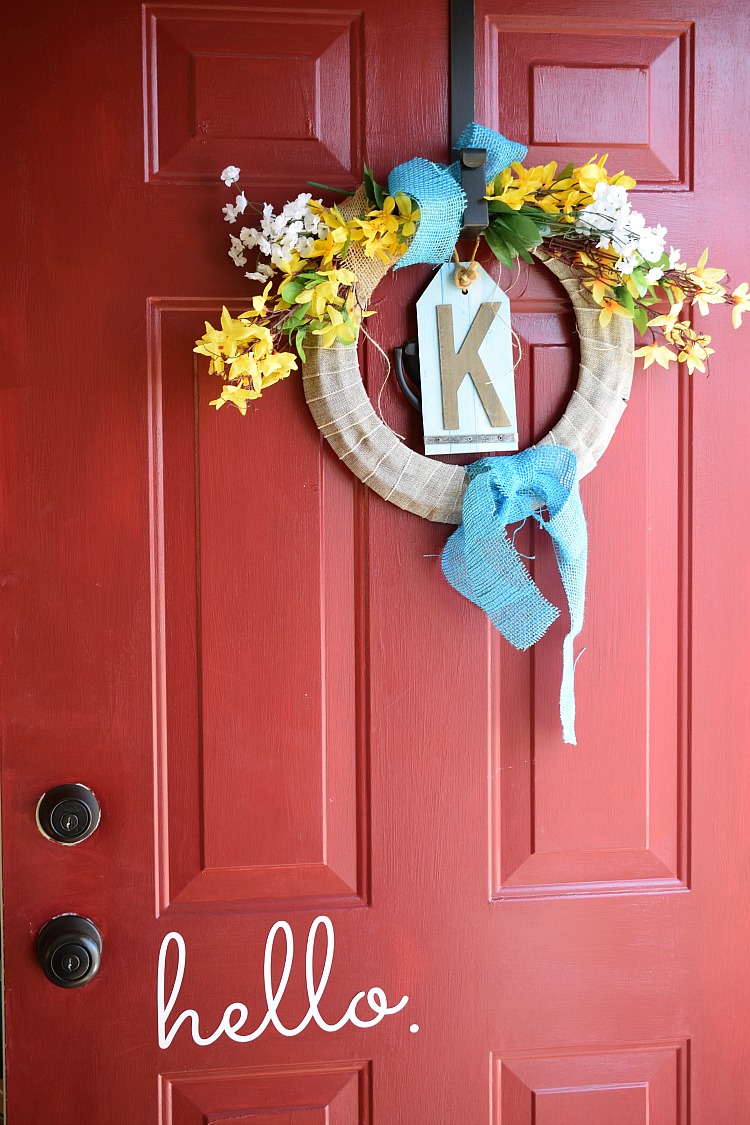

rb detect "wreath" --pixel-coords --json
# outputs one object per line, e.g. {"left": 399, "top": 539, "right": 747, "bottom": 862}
{"left": 196, "top": 128, "right": 748, "bottom": 743}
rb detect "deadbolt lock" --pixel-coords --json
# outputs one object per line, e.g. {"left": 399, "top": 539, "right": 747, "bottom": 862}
{"left": 37, "top": 784, "right": 101, "bottom": 843}
{"left": 36, "top": 915, "right": 102, "bottom": 988}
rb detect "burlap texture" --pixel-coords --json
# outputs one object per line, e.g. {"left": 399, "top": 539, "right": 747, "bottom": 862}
{"left": 303, "top": 339, "right": 467, "bottom": 522}
{"left": 302, "top": 196, "right": 634, "bottom": 524}
{"left": 337, "top": 187, "right": 391, "bottom": 307}
{"left": 533, "top": 249, "right": 634, "bottom": 478}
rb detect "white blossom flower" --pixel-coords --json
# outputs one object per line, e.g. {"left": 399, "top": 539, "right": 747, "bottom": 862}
{"left": 628, "top": 210, "right": 646, "bottom": 235}
{"left": 238, "top": 194, "right": 327, "bottom": 278}
{"left": 234, "top": 192, "right": 248, "bottom": 216}
{"left": 239, "top": 226, "right": 259, "bottom": 249}
{"left": 577, "top": 183, "right": 631, "bottom": 236}
{"left": 270, "top": 243, "right": 292, "bottom": 268}
{"left": 282, "top": 192, "right": 312, "bottom": 220}
{"left": 280, "top": 221, "right": 304, "bottom": 252}
{"left": 245, "top": 263, "right": 274, "bottom": 282}
{"left": 638, "top": 223, "right": 667, "bottom": 263}
{"left": 577, "top": 209, "right": 608, "bottom": 234}
{"left": 592, "top": 181, "right": 629, "bottom": 211}
{"left": 610, "top": 221, "right": 634, "bottom": 251}
{"left": 228, "top": 235, "right": 247, "bottom": 267}
{"left": 260, "top": 203, "right": 279, "bottom": 236}
{"left": 221, "top": 165, "right": 241, "bottom": 187}
{"left": 615, "top": 252, "right": 639, "bottom": 274}
{"left": 668, "top": 246, "right": 681, "bottom": 269}
{"left": 222, "top": 203, "right": 238, "bottom": 224}
{"left": 577, "top": 182, "right": 673, "bottom": 276}
{"left": 645, "top": 266, "right": 664, "bottom": 283}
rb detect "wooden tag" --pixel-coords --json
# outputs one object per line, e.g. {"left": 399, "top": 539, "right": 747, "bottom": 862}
{"left": 416, "top": 263, "right": 518, "bottom": 455}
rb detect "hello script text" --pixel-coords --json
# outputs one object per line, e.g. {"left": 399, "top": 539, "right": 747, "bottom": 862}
{"left": 158, "top": 914, "right": 410, "bottom": 1048}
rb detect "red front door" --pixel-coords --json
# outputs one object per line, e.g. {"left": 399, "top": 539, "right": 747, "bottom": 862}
{"left": 3, "top": 2, "right": 750, "bottom": 1122}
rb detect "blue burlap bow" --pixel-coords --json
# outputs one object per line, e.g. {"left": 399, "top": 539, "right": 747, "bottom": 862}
{"left": 388, "top": 123, "right": 527, "bottom": 268}
{"left": 441, "top": 446, "right": 587, "bottom": 744}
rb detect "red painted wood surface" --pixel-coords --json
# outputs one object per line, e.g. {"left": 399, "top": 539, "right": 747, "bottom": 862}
{"left": 1, "top": 2, "right": 749, "bottom": 1122}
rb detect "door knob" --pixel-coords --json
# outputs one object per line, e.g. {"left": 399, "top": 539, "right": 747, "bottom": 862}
{"left": 37, "top": 783, "right": 100, "bottom": 843}
{"left": 36, "top": 915, "right": 102, "bottom": 988}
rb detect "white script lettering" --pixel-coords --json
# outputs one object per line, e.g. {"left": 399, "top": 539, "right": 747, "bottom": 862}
{"left": 158, "top": 914, "right": 409, "bottom": 1049}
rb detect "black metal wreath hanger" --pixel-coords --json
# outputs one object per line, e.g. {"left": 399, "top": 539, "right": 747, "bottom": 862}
{"left": 451, "top": 0, "right": 488, "bottom": 238}
{"left": 394, "top": 0, "right": 488, "bottom": 407}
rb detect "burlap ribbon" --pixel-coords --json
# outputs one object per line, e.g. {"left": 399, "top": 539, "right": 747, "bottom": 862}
{"left": 441, "top": 446, "right": 587, "bottom": 744}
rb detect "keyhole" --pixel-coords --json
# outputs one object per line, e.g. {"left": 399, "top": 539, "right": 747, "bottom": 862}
{"left": 61, "top": 813, "right": 79, "bottom": 833}
{"left": 62, "top": 954, "right": 81, "bottom": 974}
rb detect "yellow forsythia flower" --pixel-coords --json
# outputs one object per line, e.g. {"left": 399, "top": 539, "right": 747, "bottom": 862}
{"left": 731, "top": 283, "right": 750, "bottom": 328}
{"left": 195, "top": 307, "right": 298, "bottom": 415}
{"left": 633, "top": 343, "right": 678, "bottom": 369}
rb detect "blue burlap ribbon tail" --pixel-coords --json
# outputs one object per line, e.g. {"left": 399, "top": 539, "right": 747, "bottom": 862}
{"left": 385, "top": 126, "right": 584, "bottom": 740}
{"left": 388, "top": 123, "right": 527, "bottom": 268}
{"left": 441, "top": 446, "right": 587, "bottom": 744}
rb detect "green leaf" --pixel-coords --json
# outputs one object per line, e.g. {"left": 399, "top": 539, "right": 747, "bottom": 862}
{"left": 628, "top": 269, "right": 650, "bottom": 298}
{"left": 363, "top": 163, "right": 376, "bottom": 202}
{"left": 484, "top": 224, "right": 516, "bottom": 267}
{"left": 281, "top": 279, "right": 306, "bottom": 303}
{"left": 517, "top": 245, "right": 536, "bottom": 265}
{"left": 633, "top": 305, "right": 649, "bottom": 335}
{"left": 295, "top": 328, "right": 307, "bottom": 363}
{"left": 613, "top": 286, "right": 635, "bottom": 314}
{"left": 283, "top": 302, "right": 311, "bottom": 332}
{"left": 487, "top": 199, "right": 517, "bottom": 215}
{"left": 492, "top": 218, "right": 538, "bottom": 258}
{"left": 557, "top": 162, "right": 575, "bottom": 181}
{"left": 306, "top": 180, "right": 349, "bottom": 195}
{"left": 507, "top": 211, "right": 544, "bottom": 244}
{"left": 363, "top": 162, "right": 386, "bottom": 208}
{"left": 494, "top": 212, "right": 543, "bottom": 250}
{"left": 493, "top": 223, "right": 535, "bottom": 263}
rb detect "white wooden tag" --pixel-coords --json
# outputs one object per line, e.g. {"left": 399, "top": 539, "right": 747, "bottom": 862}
{"left": 416, "top": 263, "right": 518, "bottom": 455}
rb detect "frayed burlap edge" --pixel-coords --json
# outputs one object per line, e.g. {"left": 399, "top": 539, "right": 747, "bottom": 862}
{"left": 532, "top": 248, "right": 634, "bottom": 478}
{"left": 302, "top": 191, "right": 634, "bottom": 524}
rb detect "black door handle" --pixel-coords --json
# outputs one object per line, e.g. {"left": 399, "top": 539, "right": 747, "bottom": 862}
{"left": 37, "top": 783, "right": 100, "bottom": 843}
{"left": 37, "top": 916, "right": 102, "bottom": 988}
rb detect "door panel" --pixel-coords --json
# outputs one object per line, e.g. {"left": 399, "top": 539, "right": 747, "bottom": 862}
{"left": 143, "top": 6, "right": 364, "bottom": 188}
{"left": 2, "top": 2, "right": 749, "bottom": 1123}
{"left": 495, "top": 1042, "right": 688, "bottom": 1124}
{"left": 485, "top": 17, "right": 693, "bottom": 188}
{"left": 151, "top": 303, "right": 365, "bottom": 909}
{"left": 162, "top": 1064, "right": 369, "bottom": 1125}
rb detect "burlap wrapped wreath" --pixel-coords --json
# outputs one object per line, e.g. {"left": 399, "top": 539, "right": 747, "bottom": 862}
{"left": 302, "top": 188, "right": 634, "bottom": 524}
